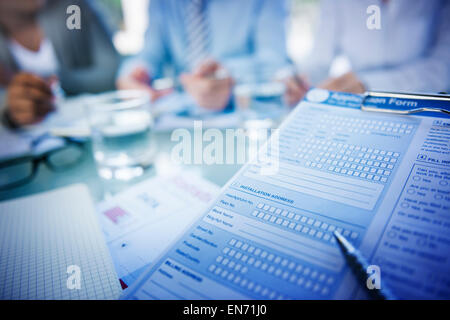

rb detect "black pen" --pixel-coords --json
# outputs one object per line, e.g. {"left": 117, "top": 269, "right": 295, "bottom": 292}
{"left": 333, "top": 231, "right": 396, "bottom": 300}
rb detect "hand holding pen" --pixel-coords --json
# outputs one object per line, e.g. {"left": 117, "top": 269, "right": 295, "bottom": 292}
{"left": 280, "top": 72, "right": 310, "bottom": 107}
{"left": 5, "top": 72, "right": 56, "bottom": 127}
{"left": 179, "top": 59, "right": 233, "bottom": 111}
{"left": 116, "top": 66, "right": 174, "bottom": 102}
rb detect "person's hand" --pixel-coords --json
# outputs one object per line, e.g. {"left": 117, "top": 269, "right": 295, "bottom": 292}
{"left": 5, "top": 72, "right": 54, "bottom": 127}
{"left": 0, "top": 63, "right": 13, "bottom": 87}
{"left": 179, "top": 60, "right": 233, "bottom": 111}
{"left": 116, "top": 66, "right": 172, "bottom": 102}
{"left": 318, "top": 71, "right": 366, "bottom": 94}
{"left": 283, "top": 74, "right": 310, "bottom": 107}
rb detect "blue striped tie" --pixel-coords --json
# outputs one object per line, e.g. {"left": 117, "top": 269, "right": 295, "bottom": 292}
{"left": 185, "top": 0, "right": 210, "bottom": 71}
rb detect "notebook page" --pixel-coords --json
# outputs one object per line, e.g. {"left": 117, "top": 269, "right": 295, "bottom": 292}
{"left": 0, "top": 184, "right": 122, "bottom": 299}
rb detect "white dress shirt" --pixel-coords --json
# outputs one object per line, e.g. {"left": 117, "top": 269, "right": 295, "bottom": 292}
{"left": 119, "top": 0, "right": 289, "bottom": 80}
{"left": 301, "top": 0, "right": 450, "bottom": 93}
{"left": 7, "top": 37, "right": 59, "bottom": 78}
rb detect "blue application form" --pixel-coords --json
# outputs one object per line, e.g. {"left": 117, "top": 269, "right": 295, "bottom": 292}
{"left": 123, "top": 90, "right": 450, "bottom": 299}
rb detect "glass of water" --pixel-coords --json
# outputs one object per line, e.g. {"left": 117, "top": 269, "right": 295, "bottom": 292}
{"left": 85, "top": 90, "right": 155, "bottom": 181}
{"left": 233, "top": 64, "right": 288, "bottom": 130}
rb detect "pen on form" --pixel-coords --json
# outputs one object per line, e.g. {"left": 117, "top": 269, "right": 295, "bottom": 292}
{"left": 333, "top": 230, "right": 396, "bottom": 300}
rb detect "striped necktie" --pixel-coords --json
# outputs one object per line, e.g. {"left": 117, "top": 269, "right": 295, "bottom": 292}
{"left": 185, "top": 0, "right": 210, "bottom": 71}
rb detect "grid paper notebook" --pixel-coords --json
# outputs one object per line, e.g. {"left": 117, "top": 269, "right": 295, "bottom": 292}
{"left": 0, "top": 184, "right": 122, "bottom": 299}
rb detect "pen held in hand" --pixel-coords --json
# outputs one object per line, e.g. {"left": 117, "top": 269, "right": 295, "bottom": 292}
{"left": 154, "top": 68, "right": 231, "bottom": 92}
{"left": 293, "top": 74, "right": 310, "bottom": 92}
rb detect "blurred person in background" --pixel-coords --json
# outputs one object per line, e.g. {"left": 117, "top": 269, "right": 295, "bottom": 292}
{"left": 117, "top": 0, "right": 290, "bottom": 111}
{"left": 0, "top": 0, "right": 120, "bottom": 127}
{"left": 284, "top": 0, "right": 450, "bottom": 106}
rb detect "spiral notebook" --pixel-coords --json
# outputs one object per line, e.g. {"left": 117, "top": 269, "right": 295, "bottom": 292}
{"left": 0, "top": 184, "right": 122, "bottom": 300}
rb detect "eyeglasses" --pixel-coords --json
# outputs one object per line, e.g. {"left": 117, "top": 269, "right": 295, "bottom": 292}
{"left": 0, "top": 134, "right": 86, "bottom": 191}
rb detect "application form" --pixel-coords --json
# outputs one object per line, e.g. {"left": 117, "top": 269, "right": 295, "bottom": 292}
{"left": 123, "top": 90, "right": 450, "bottom": 299}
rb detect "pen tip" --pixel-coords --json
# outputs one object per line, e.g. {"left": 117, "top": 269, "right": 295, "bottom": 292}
{"left": 333, "top": 230, "right": 342, "bottom": 240}
{"left": 333, "top": 230, "right": 355, "bottom": 253}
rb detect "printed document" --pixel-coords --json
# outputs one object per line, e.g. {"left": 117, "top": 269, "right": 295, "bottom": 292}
{"left": 97, "top": 172, "right": 220, "bottom": 288}
{"left": 121, "top": 89, "right": 449, "bottom": 299}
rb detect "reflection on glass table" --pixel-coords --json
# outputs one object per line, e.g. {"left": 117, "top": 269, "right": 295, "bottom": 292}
{"left": 0, "top": 133, "right": 86, "bottom": 191}
{"left": 0, "top": 131, "right": 243, "bottom": 204}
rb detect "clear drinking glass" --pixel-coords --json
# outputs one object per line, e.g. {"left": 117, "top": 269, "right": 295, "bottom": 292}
{"left": 85, "top": 90, "right": 155, "bottom": 181}
{"left": 233, "top": 65, "right": 288, "bottom": 130}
